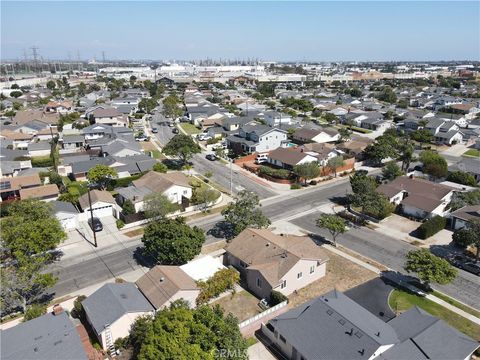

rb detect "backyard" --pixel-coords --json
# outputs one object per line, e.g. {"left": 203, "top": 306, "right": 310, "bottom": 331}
{"left": 389, "top": 289, "right": 480, "bottom": 341}
{"left": 211, "top": 289, "right": 263, "bottom": 322}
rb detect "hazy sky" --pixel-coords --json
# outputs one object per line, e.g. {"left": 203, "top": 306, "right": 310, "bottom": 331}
{"left": 1, "top": 1, "right": 479, "bottom": 61}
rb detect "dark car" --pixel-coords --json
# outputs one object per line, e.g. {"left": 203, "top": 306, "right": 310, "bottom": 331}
{"left": 151, "top": 127, "right": 158, "bottom": 133}
{"left": 172, "top": 128, "right": 179, "bottom": 134}
{"left": 458, "top": 262, "right": 480, "bottom": 276}
{"left": 206, "top": 153, "right": 217, "bottom": 161}
{"left": 88, "top": 217, "right": 103, "bottom": 232}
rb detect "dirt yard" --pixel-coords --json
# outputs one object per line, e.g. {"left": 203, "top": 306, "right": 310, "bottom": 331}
{"left": 288, "top": 249, "right": 378, "bottom": 308}
{"left": 212, "top": 289, "right": 263, "bottom": 322}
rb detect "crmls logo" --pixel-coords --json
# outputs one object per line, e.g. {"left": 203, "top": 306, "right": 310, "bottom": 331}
{"left": 215, "top": 349, "right": 248, "bottom": 358}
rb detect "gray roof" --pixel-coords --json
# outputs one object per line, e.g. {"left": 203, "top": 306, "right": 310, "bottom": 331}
{"left": 387, "top": 307, "right": 479, "bottom": 359}
{"left": 449, "top": 157, "right": 480, "bottom": 176}
{"left": 28, "top": 141, "right": 51, "bottom": 151}
{"left": 0, "top": 311, "right": 87, "bottom": 360}
{"left": 117, "top": 186, "right": 152, "bottom": 203}
{"left": 103, "top": 139, "right": 142, "bottom": 156}
{"left": 82, "top": 283, "right": 153, "bottom": 334}
{"left": 62, "top": 135, "right": 84, "bottom": 143}
{"left": 0, "top": 148, "right": 28, "bottom": 161}
{"left": 268, "top": 290, "right": 398, "bottom": 360}
{"left": 71, "top": 156, "right": 115, "bottom": 174}
{"left": 52, "top": 200, "right": 79, "bottom": 214}
{"left": 426, "top": 118, "right": 445, "bottom": 129}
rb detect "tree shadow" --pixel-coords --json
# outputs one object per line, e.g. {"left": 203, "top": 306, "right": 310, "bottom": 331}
{"left": 329, "top": 195, "right": 349, "bottom": 206}
{"left": 207, "top": 221, "right": 233, "bottom": 240}
{"left": 133, "top": 247, "right": 156, "bottom": 268}
{"left": 162, "top": 159, "right": 183, "bottom": 171}
{"left": 307, "top": 233, "right": 332, "bottom": 246}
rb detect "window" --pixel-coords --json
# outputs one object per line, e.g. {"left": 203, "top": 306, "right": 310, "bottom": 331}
{"left": 280, "top": 280, "right": 286, "bottom": 289}
{"left": 183, "top": 190, "right": 188, "bottom": 195}
{"left": 310, "top": 266, "right": 315, "bottom": 274}
{"left": 256, "top": 278, "right": 261, "bottom": 288}
{"left": 297, "top": 272, "right": 302, "bottom": 279}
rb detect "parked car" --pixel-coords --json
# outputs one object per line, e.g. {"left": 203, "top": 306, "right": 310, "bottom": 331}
{"left": 135, "top": 135, "right": 149, "bottom": 142}
{"left": 168, "top": 122, "right": 175, "bottom": 127}
{"left": 255, "top": 153, "right": 269, "bottom": 164}
{"left": 88, "top": 217, "right": 103, "bottom": 232}
{"left": 151, "top": 127, "right": 158, "bottom": 133}
{"left": 172, "top": 128, "right": 179, "bottom": 134}
{"left": 259, "top": 298, "right": 270, "bottom": 310}
{"left": 198, "top": 133, "right": 212, "bottom": 141}
{"left": 206, "top": 153, "right": 217, "bottom": 161}
{"left": 458, "top": 262, "right": 480, "bottom": 276}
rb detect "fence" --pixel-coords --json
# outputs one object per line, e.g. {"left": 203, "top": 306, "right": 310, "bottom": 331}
{"left": 238, "top": 301, "right": 289, "bottom": 337}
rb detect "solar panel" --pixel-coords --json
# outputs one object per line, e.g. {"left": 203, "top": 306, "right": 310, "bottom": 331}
{"left": 0, "top": 181, "right": 11, "bottom": 190}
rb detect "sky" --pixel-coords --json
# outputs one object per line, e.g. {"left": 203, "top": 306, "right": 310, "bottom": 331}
{"left": 1, "top": 1, "right": 479, "bottom": 61}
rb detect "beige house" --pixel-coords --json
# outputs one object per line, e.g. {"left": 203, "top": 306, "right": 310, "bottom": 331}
{"left": 136, "top": 265, "right": 200, "bottom": 310}
{"left": 225, "top": 228, "right": 329, "bottom": 300}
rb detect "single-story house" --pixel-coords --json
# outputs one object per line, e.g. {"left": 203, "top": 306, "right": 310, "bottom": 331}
{"left": 293, "top": 127, "right": 340, "bottom": 144}
{"left": 19, "top": 184, "right": 59, "bottom": 202}
{"left": 449, "top": 158, "right": 480, "bottom": 184}
{"left": 262, "top": 290, "right": 479, "bottom": 360}
{"left": 78, "top": 190, "right": 118, "bottom": 218}
{"left": 225, "top": 228, "right": 329, "bottom": 300}
{"left": 52, "top": 200, "right": 79, "bottom": 230}
{"left": 27, "top": 141, "right": 51, "bottom": 157}
{"left": 267, "top": 147, "right": 319, "bottom": 170}
{"left": 136, "top": 265, "right": 200, "bottom": 310}
{"left": 0, "top": 174, "right": 43, "bottom": 202}
{"left": 450, "top": 205, "right": 480, "bottom": 230}
{"left": 82, "top": 283, "right": 154, "bottom": 350}
{"left": 377, "top": 176, "right": 455, "bottom": 219}
{"left": 0, "top": 306, "right": 90, "bottom": 360}
{"left": 61, "top": 135, "right": 85, "bottom": 151}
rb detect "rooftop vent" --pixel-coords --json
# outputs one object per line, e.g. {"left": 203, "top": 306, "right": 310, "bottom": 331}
{"left": 345, "top": 328, "right": 354, "bottom": 336}
{"left": 266, "top": 242, "right": 270, "bottom": 247}
{"left": 160, "top": 277, "right": 165, "bottom": 282}
{"left": 358, "top": 349, "right": 365, "bottom": 356}
{"left": 52, "top": 304, "right": 64, "bottom": 316}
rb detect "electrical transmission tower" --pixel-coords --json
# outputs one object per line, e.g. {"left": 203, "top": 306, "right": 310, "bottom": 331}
{"left": 31, "top": 46, "right": 40, "bottom": 74}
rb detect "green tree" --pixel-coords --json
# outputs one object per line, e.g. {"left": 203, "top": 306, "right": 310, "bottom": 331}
{"left": 77, "top": 82, "right": 87, "bottom": 96}
{"left": 122, "top": 199, "right": 135, "bottom": 215}
{"left": 23, "top": 303, "right": 47, "bottom": 321}
{"left": 196, "top": 268, "right": 240, "bottom": 305}
{"left": 163, "top": 134, "right": 201, "bottom": 164}
{"left": 87, "top": 164, "right": 117, "bottom": 189}
{"left": 131, "top": 303, "right": 247, "bottom": 360}
{"left": 10, "top": 91, "right": 23, "bottom": 98}
{"left": 398, "top": 139, "right": 415, "bottom": 171}
{"left": 316, "top": 214, "right": 347, "bottom": 247}
{"left": 377, "top": 86, "right": 397, "bottom": 103}
{"left": 162, "top": 94, "right": 183, "bottom": 119}
{"left": 152, "top": 162, "right": 168, "bottom": 173}
{"left": 397, "top": 98, "right": 409, "bottom": 108}
{"left": 382, "top": 161, "right": 403, "bottom": 181}
{"left": 449, "top": 189, "right": 480, "bottom": 211}
{"left": 143, "top": 192, "right": 179, "bottom": 220}
{"left": 364, "top": 133, "right": 398, "bottom": 165}
{"left": 47, "top": 80, "right": 56, "bottom": 90}
{"left": 446, "top": 171, "right": 477, "bottom": 187}
{"left": 338, "top": 127, "right": 352, "bottom": 142}
{"left": 191, "top": 185, "right": 220, "bottom": 212}
{"left": 139, "top": 97, "right": 157, "bottom": 113}
{"left": 222, "top": 190, "right": 271, "bottom": 239}
{"left": 349, "top": 171, "right": 378, "bottom": 211}
{"left": 293, "top": 162, "right": 320, "bottom": 184}
{"left": 452, "top": 220, "right": 480, "bottom": 261}
{"left": 410, "top": 129, "right": 433, "bottom": 146}
{"left": 404, "top": 249, "right": 457, "bottom": 288}
{"left": 323, "top": 113, "right": 338, "bottom": 124}
{"left": 326, "top": 156, "right": 345, "bottom": 178}
{"left": 419, "top": 151, "right": 448, "bottom": 180}
{"left": 142, "top": 217, "right": 205, "bottom": 265}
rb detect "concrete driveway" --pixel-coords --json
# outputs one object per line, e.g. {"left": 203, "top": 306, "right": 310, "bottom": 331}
{"left": 345, "top": 277, "right": 396, "bottom": 321}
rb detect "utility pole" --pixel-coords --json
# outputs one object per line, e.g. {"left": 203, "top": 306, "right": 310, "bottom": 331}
{"left": 229, "top": 158, "right": 233, "bottom": 195}
{"left": 87, "top": 185, "right": 98, "bottom": 248}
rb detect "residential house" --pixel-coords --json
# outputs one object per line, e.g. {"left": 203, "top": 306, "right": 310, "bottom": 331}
{"left": 11, "top": 110, "right": 59, "bottom": 127}
{"left": 60, "top": 135, "right": 85, "bottom": 151}
{"left": 27, "top": 141, "right": 51, "bottom": 157}
{"left": 377, "top": 176, "right": 455, "bottom": 219}
{"left": 267, "top": 147, "right": 319, "bottom": 169}
{"left": 0, "top": 129, "right": 34, "bottom": 149}
{"left": 19, "top": 184, "right": 59, "bottom": 202}
{"left": 45, "top": 100, "right": 73, "bottom": 114}
{"left": 264, "top": 111, "right": 292, "bottom": 127}
{"left": 449, "top": 158, "right": 480, "bottom": 184}
{"left": 293, "top": 127, "right": 340, "bottom": 144}
{"left": 82, "top": 124, "right": 133, "bottom": 141}
{"left": 0, "top": 148, "right": 32, "bottom": 177}
{"left": 450, "top": 205, "right": 480, "bottom": 231}
{"left": 136, "top": 266, "right": 200, "bottom": 310}
{"left": 0, "top": 306, "right": 91, "bottom": 360}
{"left": 52, "top": 200, "right": 80, "bottom": 231}
{"left": 78, "top": 190, "right": 118, "bottom": 218}
{"left": 262, "top": 290, "right": 479, "bottom": 360}
{"left": 117, "top": 171, "right": 192, "bottom": 212}
{"left": 86, "top": 107, "right": 128, "bottom": 127}
{"left": 302, "top": 143, "right": 344, "bottom": 166}
{"left": 0, "top": 174, "right": 43, "bottom": 202}
{"left": 425, "top": 118, "right": 463, "bottom": 145}
{"left": 226, "top": 124, "right": 288, "bottom": 155}
{"left": 224, "top": 228, "right": 329, "bottom": 300}
{"left": 12, "top": 119, "right": 51, "bottom": 135}
{"left": 82, "top": 283, "right": 154, "bottom": 350}
{"left": 336, "top": 138, "right": 373, "bottom": 160}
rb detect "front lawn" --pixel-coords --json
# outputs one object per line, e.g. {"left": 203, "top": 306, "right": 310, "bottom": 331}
{"left": 463, "top": 149, "right": 480, "bottom": 157}
{"left": 179, "top": 123, "right": 201, "bottom": 135}
{"left": 389, "top": 290, "right": 480, "bottom": 340}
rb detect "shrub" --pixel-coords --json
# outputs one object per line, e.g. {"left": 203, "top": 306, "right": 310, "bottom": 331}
{"left": 114, "top": 337, "right": 129, "bottom": 350}
{"left": 206, "top": 137, "right": 220, "bottom": 145}
{"left": 116, "top": 219, "right": 125, "bottom": 229}
{"left": 291, "top": 183, "right": 302, "bottom": 190}
{"left": 153, "top": 162, "right": 168, "bottom": 173}
{"left": 23, "top": 304, "right": 47, "bottom": 321}
{"left": 31, "top": 156, "right": 53, "bottom": 168}
{"left": 270, "top": 290, "right": 288, "bottom": 306}
{"left": 110, "top": 173, "right": 144, "bottom": 189}
{"left": 259, "top": 166, "right": 291, "bottom": 180}
{"left": 71, "top": 295, "right": 86, "bottom": 320}
{"left": 309, "top": 180, "right": 317, "bottom": 185}
{"left": 196, "top": 268, "right": 240, "bottom": 305}
{"left": 416, "top": 216, "right": 447, "bottom": 239}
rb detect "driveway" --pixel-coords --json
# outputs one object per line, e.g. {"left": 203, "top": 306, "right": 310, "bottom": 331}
{"left": 345, "top": 277, "right": 396, "bottom": 321}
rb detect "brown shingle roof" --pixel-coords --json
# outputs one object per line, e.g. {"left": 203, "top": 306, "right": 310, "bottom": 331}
{"left": 12, "top": 110, "right": 59, "bottom": 125}
{"left": 451, "top": 205, "right": 480, "bottom": 222}
{"left": 226, "top": 228, "right": 329, "bottom": 287}
{"left": 19, "top": 184, "right": 59, "bottom": 200}
{"left": 78, "top": 190, "right": 115, "bottom": 210}
{"left": 132, "top": 171, "right": 191, "bottom": 193}
{"left": 0, "top": 129, "right": 34, "bottom": 141}
{"left": 0, "top": 174, "right": 42, "bottom": 193}
{"left": 268, "top": 147, "right": 314, "bottom": 167}
{"left": 91, "top": 107, "right": 122, "bottom": 118}
{"left": 136, "top": 265, "right": 198, "bottom": 309}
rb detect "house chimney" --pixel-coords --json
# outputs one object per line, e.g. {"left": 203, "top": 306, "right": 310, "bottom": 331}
{"left": 345, "top": 328, "right": 354, "bottom": 336}
{"left": 160, "top": 277, "right": 165, "bottom": 282}
{"left": 358, "top": 349, "right": 365, "bottom": 356}
{"left": 52, "top": 304, "right": 64, "bottom": 316}
{"left": 266, "top": 243, "right": 270, "bottom": 247}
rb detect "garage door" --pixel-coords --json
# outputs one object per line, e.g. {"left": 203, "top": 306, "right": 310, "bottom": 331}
{"left": 91, "top": 205, "right": 113, "bottom": 218}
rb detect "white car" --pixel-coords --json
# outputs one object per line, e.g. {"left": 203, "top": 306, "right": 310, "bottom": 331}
{"left": 198, "top": 133, "right": 212, "bottom": 141}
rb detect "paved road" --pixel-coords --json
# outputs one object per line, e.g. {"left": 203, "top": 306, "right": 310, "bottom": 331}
{"left": 291, "top": 212, "right": 480, "bottom": 310}
{"left": 50, "top": 180, "right": 351, "bottom": 297}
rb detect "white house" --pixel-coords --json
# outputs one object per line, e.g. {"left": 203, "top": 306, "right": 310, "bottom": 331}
{"left": 226, "top": 125, "right": 288, "bottom": 155}
{"left": 52, "top": 200, "right": 79, "bottom": 231}
{"left": 82, "top": 283, "right": 154, "bottom": 351}
{"left": 78, "top": 190, "right": 119, "bottom": 218}
{"left": 264, "top": 111, "right": 292, "bottom": 127}
{"left": 293, "top": 127, "right": 340, "bottom": 144}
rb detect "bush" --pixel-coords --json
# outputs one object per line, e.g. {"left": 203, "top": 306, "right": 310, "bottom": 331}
{"left": 114, "top": 337, "right": 129, "bottom": 350}
{"left": 206, "top": 137, "right": 220, "bottom": 145}
{"left": 309, "top": 180, "right": 317, "bottom": 186}
{"left": 31, "top": 156, "right": 53, "bottom": 168}
{"left": 116, "top": 219, "right": 125, "bottom": 229}
{"left": 23, "top": 304, "right": 47, "bottom": 321}
{"left": 71, "top": 295, "right": 86, "bottom": 320}
{"left": 270, "top": 290, "right": 288, "bottom": 306}
{"left": 416, "top": 216, "right": 447, "bottom": 239}
{"left": 153, "top": 162, "right": 168, "bottom": 173}
{"left": 291, "top": 183, "right": 302, "bottom": 190}
{"left": 196, "top": 268, "right": 240, "bottom": 305}
{"left": 110, "top": 173, "right": 144, "bottom": 189}
{"left": 259, "top": 166, "right": 291, "bottom": 180}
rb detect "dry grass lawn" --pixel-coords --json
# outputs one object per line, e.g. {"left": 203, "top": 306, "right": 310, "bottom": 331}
{"left": 289, "top": 249, "right": 377, "bottom": 308}
{"left": 212, "top": 289, "right": 262, "bottom": 322}
{"left": 140, "top": 141, "right": 157, "bottom": 151}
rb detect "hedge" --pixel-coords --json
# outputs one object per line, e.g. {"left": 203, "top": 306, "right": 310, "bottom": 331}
{"left": 347, "top": 126, "right": 372, "bottom": 134}
{"left": 196, "top": 268, "right": 240, "bottom": 305}
{"left": 416, "top": 216, "right": 447, "bottom": 239}
{"left": 270, "top": 290, "right": 288, "bottom": 306}
{"left": 31, "top": 156, "right": 53, "bottom": 168}
{"left": 259, "top": 166, "right": 291, "bottom": 180}
{"left": 108, "top": 173, "right": 145, "bottom": 189}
